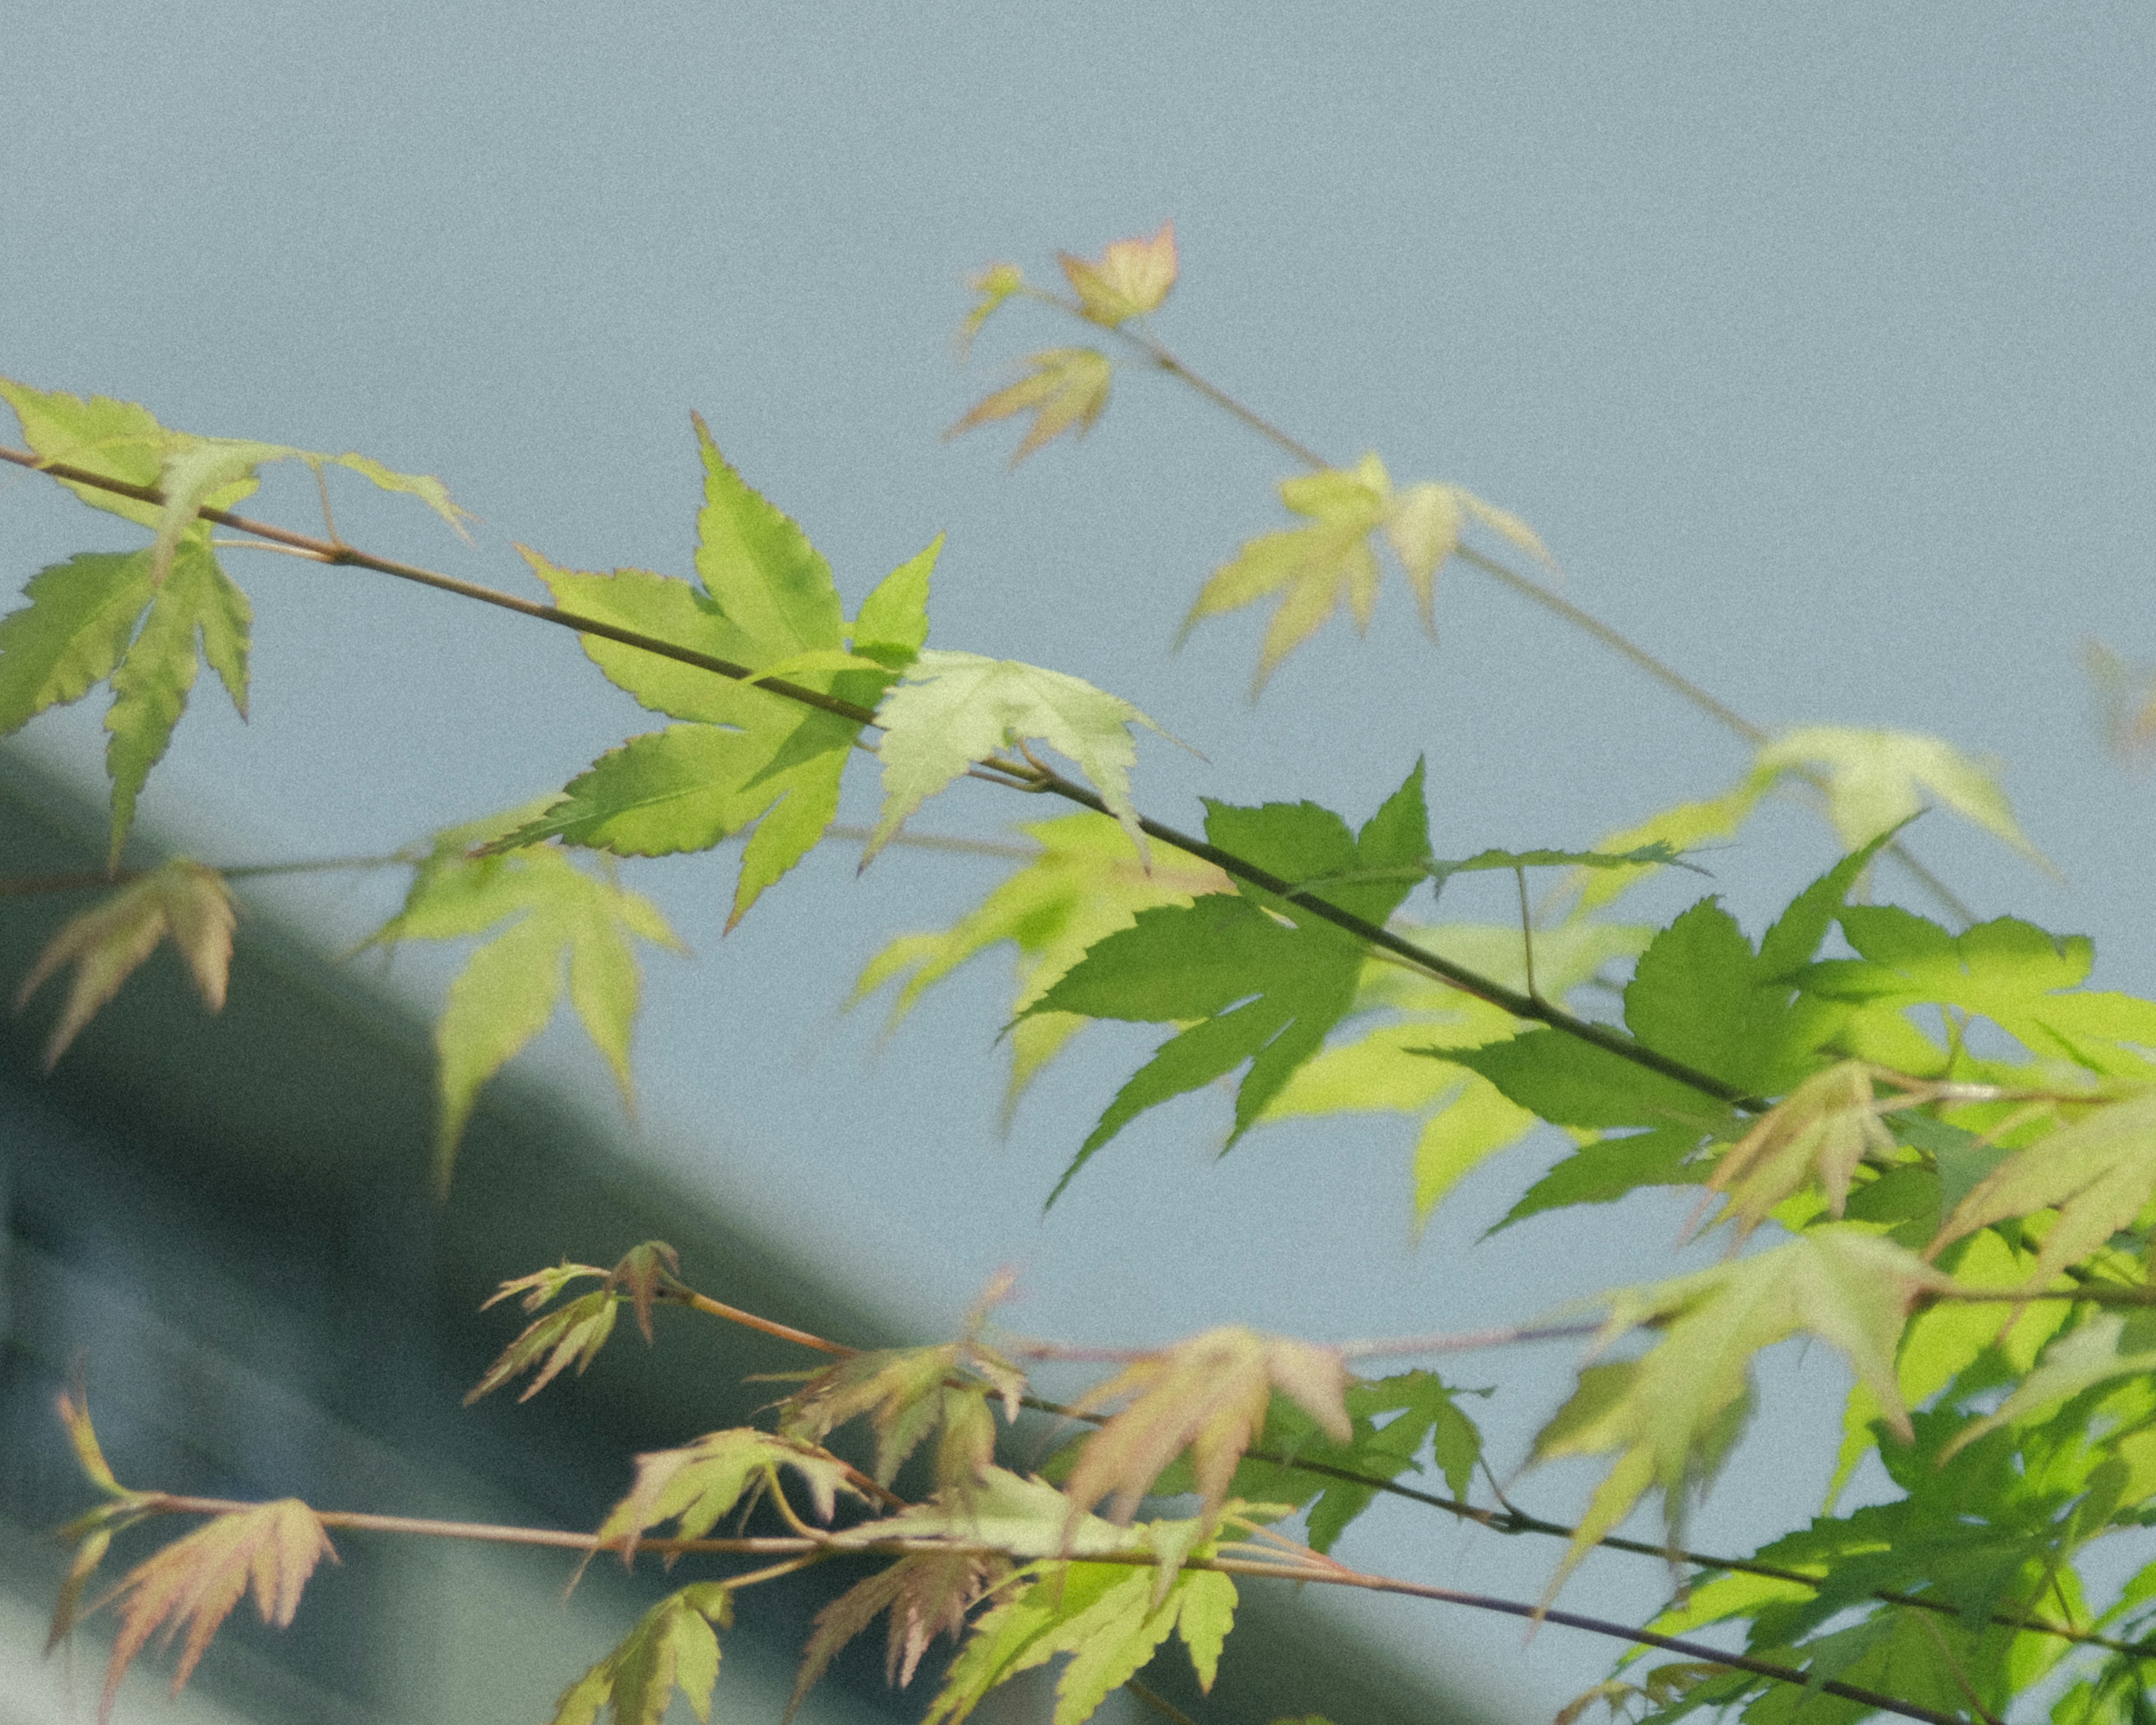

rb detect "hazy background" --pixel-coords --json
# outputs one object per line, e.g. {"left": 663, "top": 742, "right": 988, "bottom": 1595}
{"left": 6, "top": 4, "right": 2154, "bottom": 1715}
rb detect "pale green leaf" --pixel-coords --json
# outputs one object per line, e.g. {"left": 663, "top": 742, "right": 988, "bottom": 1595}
{"left": 956, "top": 262, "right": 1026, "bottom": 358}
{"left": 1569, "top": 775, "right": 1773, "bottom": 916}
{"left": 548, "top": 1586, "right": 731, "bottom": 1725}
{"left": 1757, "top": 724, "right": 2051, "bottom": 870}
{"left": 868, "top": 651, "right": 1166, "bottom": 863}
{"left": 326, "top": 450, "right": 476, "bottom": 536}
{"left": 852, "top": 535, "right": 939, "bottom": 668}
{"left": 1941, "top": 1313, "right": 2156, "bottom": 1459}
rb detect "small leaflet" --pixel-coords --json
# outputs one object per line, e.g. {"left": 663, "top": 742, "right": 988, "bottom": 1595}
{"left": 549, "top": 1585, "right": 732, "bottom": 1725}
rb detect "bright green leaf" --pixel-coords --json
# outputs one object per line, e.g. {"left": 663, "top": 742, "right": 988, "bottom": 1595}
{"left": 0, "top": 551, "right": 158, "bottom": 736}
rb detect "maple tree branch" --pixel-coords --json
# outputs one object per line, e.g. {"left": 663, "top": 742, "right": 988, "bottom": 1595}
{"left": 655, "top": 1285, "right": 858, "bottom": 1357}
{"left": 117, "top": 1493, "right": 1975, "bottom": 1723}
{"left": 0, "top": 854, "right": 414, "bottom": 896}
{"left": 1125, "top": 1678, "right": 1204, "bottom": 1725}
{"left": 2, "top": 442, "right": 1764, "bottom": 1116}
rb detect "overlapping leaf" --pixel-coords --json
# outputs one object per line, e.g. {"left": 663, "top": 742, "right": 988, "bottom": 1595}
{"left": 16, "top": 858, "right": 236, "bottom": 1066}
{"left": 867, "top": 650, "right": 1167, "bottom": 864}
{"left": 1940, "top": 1312, "right": 2156, "bottom": 1459}
{"left": 1058, "top": 223, "right": 1179, "bottom": 326}
{"left": 1530, "top": 1227, "right": 1951, "bottom": 1596}
{"left": 1264, "top": 919, "right": 1648, "bottom": 1224}
{"left": 1931, "top": 1088, "right": 2156, "bottom": 1286}
{"left": 852, "top": 811, "right": 1231, "bottom": 1114}
{"left": 97, "top": 1500, "right": 335, "bottom": 1722}
{"left": 363, "top": 819, "right": 680, "bottom": 1184}
{"left": 597, "top": 1429, "right": 864, "bottom": 1561}
{"left": 780, "top": 1340, "right": 1026, "bottom": 1491}
{"left": 1180, "top": 453, "right": 1552, "bottom": 693}
{"left": 465, "top": 1243, "right": 683, "bottom": 1403}
{"left": 550, "top": 1583, "right": 730, "bottom": 1725}
{"left": 1058, "top": 1325, "right": 1348, "bottom": 1534}
{"left": 505, "top": 425, "right": 926, "bottom": 925}
{"left": 1696, "top": 1062, "right": 1901, "bottom": 1242}
{"left": 1027, "top": 764, "right": 1431, "bottom": 1195}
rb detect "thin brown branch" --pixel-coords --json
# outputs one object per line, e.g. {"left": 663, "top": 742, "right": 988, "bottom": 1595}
{"left": 3, "top": 441, "right": 1762, "bottom": 1115}
{"left": 0, "top": 855, "right": 412, "bottom": 896}
{"left": 656, "top": 1286, "right": 857, "bottom": 1357}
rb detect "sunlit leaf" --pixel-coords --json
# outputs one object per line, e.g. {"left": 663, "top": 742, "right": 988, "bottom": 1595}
{"left": 1941, "top": 1312, "right": 2156, "bottom": 1459}
{"left": 948, "top": 348, "right": 1113, "bottom": 466}
{"left": 16, "top": 859, "right": 236, "bottom": 1067}
{"left": 597, "top": 1429, "right": 864, "bottom": 1561}
{"left": 99, "top": 1500, "right": 335, "bottom": 1722}
{"left": 550, "top": 1583, "right": 730, "bottom": 1725}
{"left": 1058, "top": 222, "right": 1178, "bottom": 326}
{"left": 363, "top": 835, "right": 680, "bottom": 1185}
{"left": 1700, "top": 1062, "right": 1899, "bottom": 1241}
{"left": 868, "top": 650, "right": 1167, "bottom": 864}
{"left": 1030, "top": 766, "right": 1431, "bottom": 1194}
{"left": 0, "top": 551, "right": 158, "bottom": 737}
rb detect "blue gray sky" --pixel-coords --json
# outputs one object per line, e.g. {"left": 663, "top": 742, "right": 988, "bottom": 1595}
{"left": 7, "top": 5, "right": 2155, "bottom": 1714}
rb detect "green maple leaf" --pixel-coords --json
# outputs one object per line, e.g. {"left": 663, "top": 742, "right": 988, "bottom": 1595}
{"left": 550, "top": 1584, "right": 731, "bottom": 1725}
{"left": 1026, "top": 764, "right": 1431, "bottom": 1197}
{"left": 1181, "top": 454, "right": 1551, "bottom": 693}
{"left": 0, "top": 375, "right": 471, "bottom": 579}
{"left": 867, "top": 650, "right": 1168, "bottom": 865}
{"left": 363, "top": 827, "right": 681, "bottom": 1186}
{"left": 1940, "top": 1312, "right": 2156, "bottom": 1459}
{"left": 852, "top": 811, "right": 1233, "bottom": 1116}
{"left": 597, "top": 1430, "right": 863, "bottom": 1562}
{"left": 1531, "top": 1226, "right": 1950, "bottom": 1598}
{"left": 1264, "top": 919, "right": 1648, "bottom": 1224}
{"left": 511, "top": 426, "right": 925, "bottom": 925}
{"left": 16, "top": 859, "right": 236, "bottom": 1067}
{"left": 947, "top": 348, "right": 1114, "bottom": 465}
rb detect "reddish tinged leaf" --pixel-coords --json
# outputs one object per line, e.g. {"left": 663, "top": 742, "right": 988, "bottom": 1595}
{"left": 782, "top": 1339, "right": 1026, "bottom": 1491}
{"left": 16, "top": 859, "right": 236, "bottom": 1067}
{"left": 99, "top": 1499, "right": 335, "bottom": 1722}
{"left": 1057, "top": 223, "right": 1179, "bottom": 326}
{"left": 1699, "top": 1061, "right": 1899, "bottom": 1242}
{"left": 957, "top": 263, "right": 1026, "bottom": 358}
{"left": 56, "top": 1383, "right": 124, "bottom": 1496}
{"left": 947, "top": 349, "right": 1113, "bottom": 466}
{"left": 606, "top": 1240, "right": 681, "bottom": 1343}
{"left": 482, "top": 1258, "right": 610, "bottom": 1315}
{"left": 599, "top": 1430, "right": 864, "bottom": 1562}
{"left": 791, "top": 1549, "right": 1010, "bottom": 1717}
{"left": 1061, "top": 1327, "right": 1348, "bottom": 1534}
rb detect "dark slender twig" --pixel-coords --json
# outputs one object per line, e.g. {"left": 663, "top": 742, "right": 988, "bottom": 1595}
{"left": 0, "top": 442, "right": 1762, "bottom": 1114}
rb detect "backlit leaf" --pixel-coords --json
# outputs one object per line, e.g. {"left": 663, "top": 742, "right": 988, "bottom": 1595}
{"left": 948, "top": 348, "right": 1113, "bottom": 466}
{"left": 852, "top": 811, "right": 1231, "bottom": 1115}
{"left": 868, "top": 650, "right": 1167, "bottom": 864}
{"left": 1531, "top": 1227, "right": 1949, "bottom": 1596}
{"left": 598, "top": 1429, "right": 864, "bottom": 1561}
{"left": 1059, "top": 1326, "right": 1348, "bottom": 1533}
{"left": 1568, "top": 778, "right": 1773, "bottom": 916}
{"left": 363, "top": 834, "right": 680, "bottom": 1185}
{"left": 16, "top": 859, "right": 236, "bottom": 1067}
{"left": 0, "top": 551, "right": 157, "bottom": 737}
{"left": 549, "top": 1583, "right": 730, "bottom": 1725}
{"left": 1941, "top": 1313, "right": 2156, "bottom": 1459}
{"left": 465, "top": 1289, "right": 620, "bottom": 1404}
{"left": 780, "top": 1339, "right": 1025, "bottom": 1489}
{"left": 792, "top": 1549, "right": 1009, "bottom": 1712}
{"left": 1058, "top": 222, "right": 1178, "bottom": 326}
{"left": 99, "top": 1500, "right": 335, "bottom": 1722}
{"left": 1700, "top": 1062, "right": 1899, "bottom": 1242}
{"left": 1029, "top": 765, "right": 1430, "bottom": 1194}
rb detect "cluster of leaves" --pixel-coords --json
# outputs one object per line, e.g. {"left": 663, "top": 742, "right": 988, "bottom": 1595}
{"left": 12, "top": 226, "right": 2156, "bottom": 1725}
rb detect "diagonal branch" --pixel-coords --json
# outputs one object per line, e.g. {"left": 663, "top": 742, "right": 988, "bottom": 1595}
{"left": 1, "top": 442, "right": 1761, "bottom": 1112}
